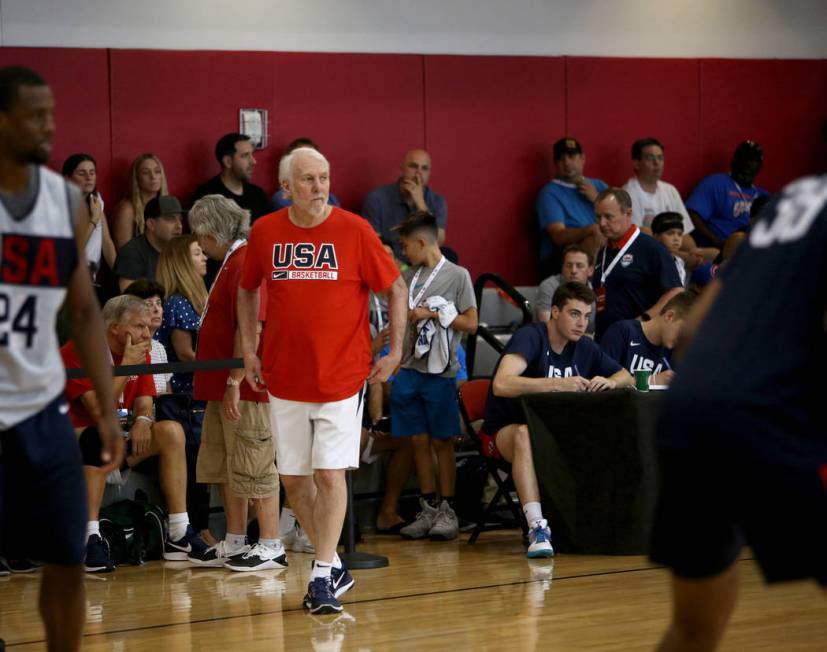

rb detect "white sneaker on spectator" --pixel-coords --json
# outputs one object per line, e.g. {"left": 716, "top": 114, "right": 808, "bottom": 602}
{"left": 188, "top": 540, "right": 249, "bottom": 567}
{"left": 428, "top": 500, "right": 459, "bottom": 541}
{"left": 400, "top": 498, "right": 438, "bottom": 540}
{"left": 283, "top": 522, "right": 315, "bottom": 553}
{"left": 224, "top": 542, "right": 288, "bottom": 572}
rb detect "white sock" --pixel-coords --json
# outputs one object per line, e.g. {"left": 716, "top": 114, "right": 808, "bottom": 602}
{"left": 168, "top": 513, "right": 189, "bottom": 541}
{"left": 332, "top": 552, "right": 342, "bottom": 569}
{"left": 279, "top": 508, "right": 296, "bottom": 536}
{"left": 225, "top": 532, "right": 246, "bottom": 552}
{"left": 86, "top": 521, "right": 100, "bottom": 540}
{"left": 523, "top": 502, "right": 544, "bottom": 529}
{"left": 259, "top": 537, "right": 280, "bottom": 551}
{"left": 311, "top": 560, "right": 333, "bottom": 580}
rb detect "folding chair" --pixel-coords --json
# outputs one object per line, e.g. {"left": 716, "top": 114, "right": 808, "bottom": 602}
{"left": 458, "top": 379, "right": 527, "bottom": 544}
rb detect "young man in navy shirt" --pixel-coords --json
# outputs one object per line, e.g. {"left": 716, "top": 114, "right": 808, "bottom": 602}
{"left": 592, "top": 188, "right": 683, "bottom": 339}
{"left": 599, "top": 291, "right": 694, "bottom": 386}
{"left": 480, "top": 282, "right": 632, "bottom": 558}
{"left": 651, "top": 175, "right": 827, "bottom": 650}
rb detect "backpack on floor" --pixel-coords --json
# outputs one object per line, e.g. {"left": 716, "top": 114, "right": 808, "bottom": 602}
{"left": 99, "top": 490, "right": 166, "bottom": 565}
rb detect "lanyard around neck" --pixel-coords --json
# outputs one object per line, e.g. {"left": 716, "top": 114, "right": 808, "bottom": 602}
{"left": 600, "top": 227, "right": 640, "bottom": 285}
{"left": 409, "top": 256, "right": 446, "bottom": 310}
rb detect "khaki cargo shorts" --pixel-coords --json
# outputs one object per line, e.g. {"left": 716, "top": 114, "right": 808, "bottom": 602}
{"left": 196, "top": 400, "right": 278, "bottom": 498}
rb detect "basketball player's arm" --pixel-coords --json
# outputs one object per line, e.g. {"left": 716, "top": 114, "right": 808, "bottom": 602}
{"left": 368, "top": 276, "right": 407, "bottom": 384}
{"left": 238, "top": 286, "right": 266, "bottom": 393}
{"left": 493, "top": 353, "right": 588, "bottom": 396}
{"left": 673, "top": 278, "right": 722, "bottom": 359}
{"left": 586, "top": 368, "right": 633, "bottom": 392}
{"left": 65, "top": 202, "right": 124, "bottom": 471}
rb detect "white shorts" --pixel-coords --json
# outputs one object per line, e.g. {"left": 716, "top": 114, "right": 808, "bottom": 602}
{"left": 267, "top": 387, "right": 365, "bottom": 476}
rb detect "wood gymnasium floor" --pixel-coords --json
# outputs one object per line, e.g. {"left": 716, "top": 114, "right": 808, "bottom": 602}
{"left": 1, "top": 531, "right": 825, "bottom": 651}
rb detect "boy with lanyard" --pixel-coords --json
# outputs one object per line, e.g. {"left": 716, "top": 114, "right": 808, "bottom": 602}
{"left": 480, "top": 282, "right": 633, "bottom": 557}
{"left": 599, "top": 291, "right": 694, "bottom": 387}
{"left": 390, "top": 211, "right": 478, "bottom": 541}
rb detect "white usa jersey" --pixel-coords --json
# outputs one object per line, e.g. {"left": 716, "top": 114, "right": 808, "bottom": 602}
{"left": 0, "top": 166, "right": 78, "bottom": 429}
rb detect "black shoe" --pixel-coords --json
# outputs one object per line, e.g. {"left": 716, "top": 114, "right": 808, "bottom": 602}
{"left": 85, "top": 534, "right": 115, "bottom": 573}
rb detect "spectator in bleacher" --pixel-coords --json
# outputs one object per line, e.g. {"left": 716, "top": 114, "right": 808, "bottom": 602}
{"left": 187, "top": 194, "right": 286, "bottom": 570}
{"left": 592, "top": 188, "right": 684, "bottom": 339}
{"left": 623, "top": 138, "right": 717, "bottom": 267}
{"left": 62, "top": 153, "right": 116, "bottom": 283}
{"left": 62, "top": 295, "right": 208, "bottom": 572}
{"left": 600, "top": 291, "right": 694, "bottom": 387}
{"left": 192, "top": 133, "right": 270, "bottom": 221}
{"left": 651, "top": 211, "right": 702, "bottom": 288}
{"left": 154, "top": 234, "right": 212, "bottom": 543}
{"left": 480, "top": 282, "right": 632, "bottom": 558}
{"left": 536, "top": 137, "right": 607, "bottom": 277}
{"left": 362, "top": 149, "right": 447, "bottom": 258}
{"left": 271, "top": 137, "right": 341, "bottom": 210}
{"left": 686, "top": 140, "right": 769, "bottom": 249}
{"left": 123, "top": 280, "right": 173, "bottom": 395}
{"left": 534, "top": 244, "right": 596, "bottom": 336}
{"left": 113, "top": 195, "right": 184, "bottom": 291}
{"left": 391, "top": 212, "right": 478, "bottom": 542}
{"left": 111, "top": 153, "right": 169, "bottom": 249}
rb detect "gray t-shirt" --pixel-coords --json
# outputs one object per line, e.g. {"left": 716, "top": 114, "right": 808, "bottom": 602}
{"left": 401, "top": 258, "right": 476, "bottom": 378}
{"left": 535, "top": 273, "right": 596, "bottom": 335}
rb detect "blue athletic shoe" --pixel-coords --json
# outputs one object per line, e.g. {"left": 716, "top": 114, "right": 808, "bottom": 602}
{"left": 164, "top": 525, "right": 209, "bottom": 561}
{"left": 304, "top": 576, "right": 343, "bottom": 614}
{"left": 527, "top": 521, "right": 555, "bottom": 559}
{"left": 85, "top": 534, "right": 115, "bottom": 573}
{"left": 331, "top": 563, "right": 355, "bottom": 598}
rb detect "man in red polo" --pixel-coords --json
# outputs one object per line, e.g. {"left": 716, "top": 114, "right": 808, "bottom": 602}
{"left": 592, "top": 187, "right": 683, "bottom": 340}
{"left": 238, "top": 147, "right": 407, "bottom": 614}
{"left": 188, "top": 194, "right": 282, "bottom": 572}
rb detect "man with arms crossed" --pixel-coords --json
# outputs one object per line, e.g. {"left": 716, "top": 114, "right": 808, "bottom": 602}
{"left": 239, "top": 147, "right": 406, "bottom": 614}
{"left": 0, "top": 66, "right": 123, "bottom": 652}
{"left": 652, "top": 177, "right": 827, "bottom": 650}
{"left": 480, "top": 282, "right": 632, "bottom": 558}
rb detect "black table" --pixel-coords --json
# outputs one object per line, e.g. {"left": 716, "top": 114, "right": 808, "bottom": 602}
{"left": 521, "top": 388, "right": 663, "bottom": 555}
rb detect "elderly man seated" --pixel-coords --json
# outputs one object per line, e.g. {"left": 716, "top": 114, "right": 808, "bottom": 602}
{"left": 479, "top": 282, "right": 632, "bottom": 559}
{"left": 61, "top": 295, "right": 207, "bottom": 572}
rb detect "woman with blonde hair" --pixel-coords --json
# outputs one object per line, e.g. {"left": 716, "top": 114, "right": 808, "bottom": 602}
{"left": 111, "top": 153, "right": 169, "bottom": 249}
{"left": 155, "top": 234, "right": 213, "bottom": 543}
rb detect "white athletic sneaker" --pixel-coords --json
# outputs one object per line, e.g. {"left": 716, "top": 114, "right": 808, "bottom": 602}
{"left": 527, "top": 520, "right": 554, "bottom": 558}
{"left": 400, "top": 498, "right": 438, "bottom": 540}
{"left": 428, "top": 500, "right": 459, "bottom": 541}
{"left": 224, "top": 542, "right": 288, "bottom": 572}
{"left": 188, "top": 540, "right": 249, "bottom": 567}
{"left": 282, "top": 522, "right": 315, "bottom": 553}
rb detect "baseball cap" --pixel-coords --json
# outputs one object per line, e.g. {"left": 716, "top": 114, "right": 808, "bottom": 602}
{"left": 144, "top": 195, "right": 185, "bottom": 220}
{"left": 553, "top": 137, "right": 583, "bottom": 160}
{"left": 732, "top": 140, "right": 763, "bottom": 163}
{"left": 651, "top": 212, "right": 684, "bottom": 235}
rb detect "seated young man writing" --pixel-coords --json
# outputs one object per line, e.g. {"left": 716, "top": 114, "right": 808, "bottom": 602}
{"left": 61, "top": 295, "right": 208, "bottom": 572}
{"left": 480, "top": 281, "right": 632, "bottom": 558}
{"left": 599, "top": 291, "right": 695, "bottom": 387}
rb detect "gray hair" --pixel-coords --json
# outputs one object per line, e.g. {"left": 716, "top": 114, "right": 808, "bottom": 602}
{"left": 188, "top": 194, "right": 251, "bottom": 247}
{"left": 102, "top": 295, "right": 149, "bottom": 326}
{"left": 283, "top": 146, "right": 329, "bottom": 183}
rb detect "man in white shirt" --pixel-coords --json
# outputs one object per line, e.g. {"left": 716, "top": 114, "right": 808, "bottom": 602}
{"left": 623, "top": 138, "right": 716, "bottom": 269}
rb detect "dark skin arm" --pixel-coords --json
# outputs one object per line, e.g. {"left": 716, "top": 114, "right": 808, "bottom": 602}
{"left": 64, "top": 205, "right": 124, "bottom": 471}
{"left": 688, "top": 209, "right": 724, "bottom": 249}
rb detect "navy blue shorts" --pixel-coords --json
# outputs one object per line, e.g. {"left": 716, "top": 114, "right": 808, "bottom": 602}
{"left": 0, "top": 395, "right": 88, "bottom": 565}
{"left": 650, "top": 446, "right": 827, "bottom": 585}
{"left": 390, "top": 368, "right": 461, "bottom": 440}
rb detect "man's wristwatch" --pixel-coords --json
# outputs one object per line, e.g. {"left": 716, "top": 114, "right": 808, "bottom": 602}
{"left": 226, "top": 376, "right": 242, "bottom": 387}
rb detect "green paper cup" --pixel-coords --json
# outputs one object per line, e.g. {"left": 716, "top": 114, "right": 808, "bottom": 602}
{"left": 634, "top": 369, "right": 650, "bottom": 392}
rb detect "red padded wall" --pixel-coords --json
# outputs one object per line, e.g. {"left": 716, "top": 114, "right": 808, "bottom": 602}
{"left": 699, "top": 59, "right": 827, "bottom": 193}
{"left": 2, "top": 47, "right": 825, "bottom": 284}
{"left": 0, "top": 48, "right": 112, "bottom": 199}
{"left": 566, "top": 57, "right": 701, "bottom": 195}
{"left": 425, "top": 55, "right": 566, "bottom": 283}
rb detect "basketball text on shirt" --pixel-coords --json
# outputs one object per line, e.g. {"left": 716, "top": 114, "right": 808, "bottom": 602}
{"left": 271, "top": 242, "right": 338, "bottom": 281}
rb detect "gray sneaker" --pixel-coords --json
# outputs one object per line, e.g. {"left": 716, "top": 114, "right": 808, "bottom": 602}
{"left": 428, "top": 501, "right": 459, "bottom": 541}
{"left": 282, "top": 522, "right": 315, "bottom": 554}
{"left": 399, "top": 498, "right": 438, "bottom": 539}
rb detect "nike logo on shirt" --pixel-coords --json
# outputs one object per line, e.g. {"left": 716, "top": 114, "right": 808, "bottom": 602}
{"left": 630, "top": 341, "right": 641, "bottom": 347}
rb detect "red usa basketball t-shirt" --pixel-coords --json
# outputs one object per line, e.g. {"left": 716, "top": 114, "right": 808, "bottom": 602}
{"left": 240, "top": 207, "right": 399, "bottom": 402}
